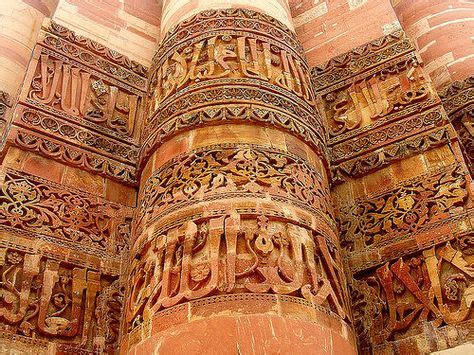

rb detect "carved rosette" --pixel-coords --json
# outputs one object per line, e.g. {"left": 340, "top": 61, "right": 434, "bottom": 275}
{"left": 124, "top": 8, "right": 352, "bottom": 349}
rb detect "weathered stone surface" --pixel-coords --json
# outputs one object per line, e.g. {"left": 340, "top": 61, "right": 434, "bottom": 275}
{"left": 0, "top": 1, "right": 472, "bottom": 354}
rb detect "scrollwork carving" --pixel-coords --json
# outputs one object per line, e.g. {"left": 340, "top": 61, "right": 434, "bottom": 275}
{"left": 338, "top": 165, "right": 469, "bottom": 253}
{"left": 138, "top": 145, "right": 333, "bottom": 231}
{"left": 0, "top": 169, "right": 132, "bottom": 254}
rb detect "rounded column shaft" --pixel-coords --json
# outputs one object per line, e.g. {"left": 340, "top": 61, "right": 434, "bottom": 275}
{"left": 392, "top": 0, "right": 474, "bottom": 89}
{"left": 0, "top": 0, "right": 58, "bottom": 97}
{"left": 161, "top": 0, "right": 293, "bottom": 35}
{"left": 123, "top": 4, "right": 356, "bottom": 354}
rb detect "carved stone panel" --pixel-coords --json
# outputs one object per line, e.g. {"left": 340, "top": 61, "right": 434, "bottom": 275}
{"left": 311, "top": 31, "right": 453, "bottom": 183}
{"left": 7, "top": 21, "right": 148, "bottom": 185}
{"left": 350, "top": 238, "right": 473, "bottom": 352}
{"left": 0, "top": 169, "right": 132, "bottom": 257}
{"left": 0, "top": 247, "right": 124, "bottom": 353}
{"left": 142, "top": 8, "right": 327, "bottom": 168}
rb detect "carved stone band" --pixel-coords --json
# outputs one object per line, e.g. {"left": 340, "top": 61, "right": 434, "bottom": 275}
{"left": 142, "top": 8, "right": 325, "bottom": 166}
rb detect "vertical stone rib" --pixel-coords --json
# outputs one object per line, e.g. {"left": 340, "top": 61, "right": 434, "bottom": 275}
{"left": 392, "top": 0, "right": 474, "bottom": 90}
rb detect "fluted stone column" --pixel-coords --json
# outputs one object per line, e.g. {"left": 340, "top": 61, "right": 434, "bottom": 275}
{"left": 0, "top": 0, "right": 59, "bottom": 149}
{"left": 392, "top": 0, "right": 474, "bottom": 173}
{"left": 122, "top": 1, "right": 356, "bottom": 353}
{"left": 0, "top": 0, "right": 59, "bottom": 97}
{"left": 391, "top": 0, "right": 474, "bottom": 89}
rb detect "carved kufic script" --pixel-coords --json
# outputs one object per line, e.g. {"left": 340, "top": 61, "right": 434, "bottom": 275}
{"left": 149, "top": 33, "right": 315, "bottom": 107}
{"left": 350, "top": 237, "right": 473, "bottom": 349}
{"left": 321, "top": 59, "right": 432, "bottom": 137}
{"left": 28, "top": 53, "right": 140, "bottom": 138}
{"left": 0, "top": 247, "right": 123, "bottom": 352}
{"left": 127, "top": 213, "right": 349, "bottom": 328}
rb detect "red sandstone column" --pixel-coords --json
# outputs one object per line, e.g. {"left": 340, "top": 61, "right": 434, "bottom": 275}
{"left": 122, "top": 1, "right": 357, "bottom": 354}
{"left": 391, "top": 0, "right": 474, "bottom": 89}
{"left": 0, "top": 0, "right": 59, "bottom": 98}
{"left": 161, "top": 0, "right": 294, "bottom": 34}
{"left": 0, "top": 0, "right": 59, "bottom": 149}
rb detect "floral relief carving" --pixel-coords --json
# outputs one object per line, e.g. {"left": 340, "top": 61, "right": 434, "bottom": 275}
{"left": 138, "top": 145, "right": 333, "bottom": 231}
{"left": 0, "top": 170, "right": 132, "bottom": 254}
{"left": 338, "top": 165, "right": 469, "bottom": 253}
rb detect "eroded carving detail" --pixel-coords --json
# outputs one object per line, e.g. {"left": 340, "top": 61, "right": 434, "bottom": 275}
{"left": 350, "top": 238, "right": 473, "bottom": 350}
{"left": 0, "top": 247, "right": 123, "bottom": 353}
{"left": 138, "top": 145, "right": 333, "bottom": 232}
{"left": 439, "top": 76, "right": 474, "bottom": 172}
{"left": 143, "top": 9, "right": 326, "bottom": 166}
{"left": 338, "top": 165, "right": 469, "bottom": 253}
{"left": 127, "top": 213, "right": 349, "bottom": 328}
{"left": 0, "top": 170, "right": 132, "bottom": 254}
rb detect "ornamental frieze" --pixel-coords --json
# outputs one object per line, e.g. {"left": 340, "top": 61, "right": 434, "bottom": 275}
{"left": 137, "top": 144, "right": 333, "bottom": 232}
{"left": 329, "top": 107, "right": 447, "bottom": 164}
{"left": 311, "top": 30, "right": 415, "bottom": 91}
{"left": 5, "top": 22, "right": 147, "bottom": 185}
{"left": 331, "top": 125, "right": 455, "bottom": 183}
{"left": 350, "top": 237, "right": 473, "bottom": 351}
{"left": 10, "top": 128, "right": 137, "bottom": 184}
{"left": 143, "top": 9, "right": 325, "bottom": 165}
{"left": 46, "top": 21, "right": 148, "bottom": 78}
{"left": 337, "top": 164, "right": 470, "bottom": 269}
{"left": 318, "top": 58, "right": 439, "bottom": 143}
{"left": 0, "top": 91, "right": 12, "bottom": 150}
{"left": 0, "top": 169, "right": 133, "bottom": 256}
{"left": 310, "top": 30, "right": 453, "bottom": 181}
{"left": 126, "top": 212, "right": 349, "bottom": 329}
{"left": 43, "top": 21, "right": 147, "bottom": 89}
